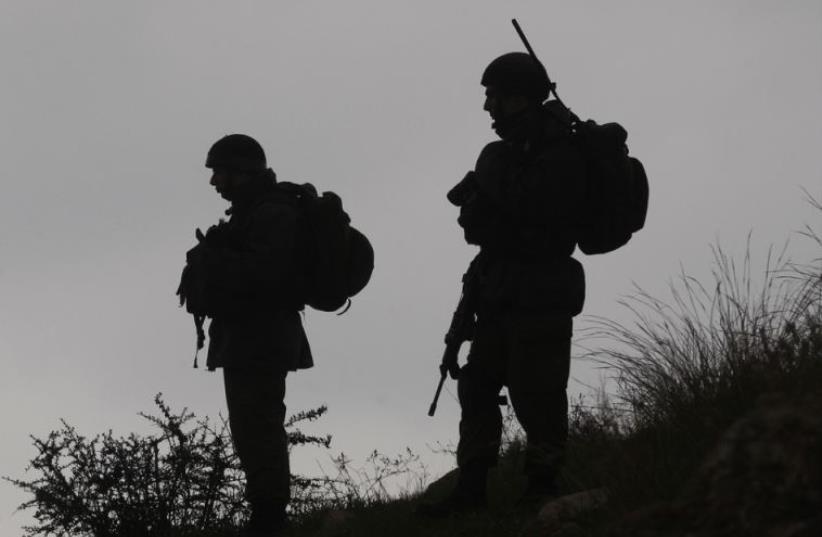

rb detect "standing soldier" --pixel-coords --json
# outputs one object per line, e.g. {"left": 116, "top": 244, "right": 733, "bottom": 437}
{"left": 178, "top": 134, "right": 312, "bottom": 536}
{"left": 422, "top": 52, "right": 586, "bottom": 515}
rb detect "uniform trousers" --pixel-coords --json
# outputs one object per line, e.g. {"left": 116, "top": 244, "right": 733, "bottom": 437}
{"left": 223, "top": 367, "right": 290, "bottom": 517}
{"left": 457, "top": 308, "right": 572, "bottom": 481}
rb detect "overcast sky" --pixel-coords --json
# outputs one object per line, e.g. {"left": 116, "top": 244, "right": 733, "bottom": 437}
{"left": 1, "top": 1, "right": 821, "bottom": 533}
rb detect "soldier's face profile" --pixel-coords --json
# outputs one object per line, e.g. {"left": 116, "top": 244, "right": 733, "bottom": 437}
{"left": 483, "top": 86, "right": 529, "bottom": 123}
{"left": 209, "top": 168, "right": 246, "bottom": 201}
{"left": 210, "top": 168, "right": 229, "bottom": 192}
{"left": 483, "top": 87, "right": 500, "bottom": 119}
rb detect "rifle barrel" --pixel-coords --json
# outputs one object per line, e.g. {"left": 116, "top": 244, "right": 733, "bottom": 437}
{"left": 511, "top": 19, "right": 538, "bottom": 60}
{"left": 510, "top": 18, "right": 574, "bottom": 121}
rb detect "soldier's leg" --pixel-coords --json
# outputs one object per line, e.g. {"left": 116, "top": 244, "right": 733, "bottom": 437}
{"left": 418, "top": 310, "right": 506, "bottom": 517}
{"left": 457, "top": 311, "right": 507, "bottom": 473}
{"left": 223, "top": 367, "right": 289, "bottom": 529}
{"left": 505, "top": 313, "right": 572, "bottom": 493}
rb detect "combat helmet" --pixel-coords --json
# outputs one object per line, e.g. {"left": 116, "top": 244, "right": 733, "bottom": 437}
{"left": 481, "top": 52, "right": 551, "bottom": 102}
{"left": 206, "top": 134, "right": 267, "bottom": 173}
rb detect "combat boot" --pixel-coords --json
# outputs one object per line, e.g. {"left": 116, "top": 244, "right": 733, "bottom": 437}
{"left": 416, "top": 465, "right": 489, "bottom": 517}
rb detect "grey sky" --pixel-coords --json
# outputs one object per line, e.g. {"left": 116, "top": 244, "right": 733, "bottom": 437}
{"left": 2, "top": 1, "right": 821, "bottom": 533}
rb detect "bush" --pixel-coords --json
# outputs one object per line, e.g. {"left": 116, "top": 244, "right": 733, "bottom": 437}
{"left": 7, "top": 394, "right": 430, "bottom": 537}
{"left": 5, "top": 394, "right": 333, "bottom": 537}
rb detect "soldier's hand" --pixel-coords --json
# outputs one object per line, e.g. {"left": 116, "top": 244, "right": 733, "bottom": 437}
{"left": 202, "top": 220, "right": 229, "bottom": 246}
{"left": 441, "top": 354, "right": 460, "bottom": 380}
{"left": 448, "top": 362, "right": 461, "bottom": 380}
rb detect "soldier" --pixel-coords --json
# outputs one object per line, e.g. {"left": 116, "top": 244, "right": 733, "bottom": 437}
{"left": 179, "top": 134, "right": 312, "bottom": 536}
{"left": 422, "top": 52, "right": 586, "bottom": 515}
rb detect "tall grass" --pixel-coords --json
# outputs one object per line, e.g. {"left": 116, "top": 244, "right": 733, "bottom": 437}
{"left": 600, "top": 244, "right": 818, "bottom": 421}
{"left": 580, "top": 201, "right": 822, "bottom": 510}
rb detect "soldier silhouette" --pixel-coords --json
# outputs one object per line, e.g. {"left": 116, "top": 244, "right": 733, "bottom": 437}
{"left": 420, "top": 52, "right": 586, "bottom": 516}
{"left": 178, "top": 134, "right": 312, "bottom": 536}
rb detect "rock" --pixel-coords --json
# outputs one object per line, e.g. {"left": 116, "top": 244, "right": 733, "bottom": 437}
{"left": 614, "top": 393, "right": 822, "bottom": 537}
{"left": 537, "top": 488, "right": 609, "bottom": 527}
{"left": 521, "top": 488, "right": 608, "bottom": 536}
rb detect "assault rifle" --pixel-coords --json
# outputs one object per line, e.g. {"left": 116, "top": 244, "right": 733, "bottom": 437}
{"left": 427, "top": 267, "right": 477, "bottom": 417}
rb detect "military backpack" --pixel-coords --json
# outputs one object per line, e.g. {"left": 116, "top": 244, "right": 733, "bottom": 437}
{"left": 508, "top": 19, "right": 649, "bottom": 256}
{"left": 278, "top": 182, "right": 374, "bottom": 312}
{"left": 571, "top": 119, "right": 649, "bottom": 255}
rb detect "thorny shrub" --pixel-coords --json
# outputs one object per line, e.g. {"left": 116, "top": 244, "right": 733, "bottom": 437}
{"left": 5, "top": 394, "right": 423, "bottom": 537}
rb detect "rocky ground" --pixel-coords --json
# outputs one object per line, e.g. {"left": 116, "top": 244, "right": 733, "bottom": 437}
{"left": 311, "top": 392, "right": 822, "bottom": 537}
{"left": 605, "top": 393, "right": 822, "bottom": 537}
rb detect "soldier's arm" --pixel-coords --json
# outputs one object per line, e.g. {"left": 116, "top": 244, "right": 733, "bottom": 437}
{"left": 207, "top": 202, "right": 300, "bottom": 303}
{"left": 456, "top": 142, "right": 508, "bottom": 247}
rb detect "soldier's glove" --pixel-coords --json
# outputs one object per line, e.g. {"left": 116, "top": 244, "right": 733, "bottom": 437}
{"left": 441, "top": 348, "right": 461, "bottom": 380}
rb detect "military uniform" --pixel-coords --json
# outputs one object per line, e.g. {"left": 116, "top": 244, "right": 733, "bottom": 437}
{"left": 202, "top": 177, "right": 312, "bottom": 373}
{"left": 205, "top": 177, "right": 312, "bottom": 529}
{"left": 181, "top": 135, "right": 312, "bottom": 534}
{"left": 455, "top": 103, "right": 585, "bottom": 494}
